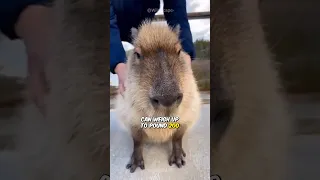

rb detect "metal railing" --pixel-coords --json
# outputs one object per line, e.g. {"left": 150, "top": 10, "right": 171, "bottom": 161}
{"left": 154, "top": 11, "right": 210, "bottom": 21}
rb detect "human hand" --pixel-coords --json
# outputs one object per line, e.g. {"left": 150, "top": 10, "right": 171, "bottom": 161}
{"left": 115, "top": 63, "right": 127, "bottom": 97}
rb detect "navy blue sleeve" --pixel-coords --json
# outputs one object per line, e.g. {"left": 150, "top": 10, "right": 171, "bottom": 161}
{"left": 0, "top": 0, "right": 52, "bottom": 40}
{"left": 163, "top": 0, "right": 195, "bottom": 60}
{"left": 110, "top": 2, "right": 127, "bottom": 74}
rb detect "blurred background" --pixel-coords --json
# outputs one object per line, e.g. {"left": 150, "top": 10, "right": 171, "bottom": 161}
{"left": 259, "top": 0, "right": 320, "bottom": 136}
{"left": 259, "top": 0, "right": 320, "bottom": 179}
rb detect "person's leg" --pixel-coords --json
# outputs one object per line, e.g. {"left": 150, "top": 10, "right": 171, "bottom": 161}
{"left": 111, "top": 0, "right": 160, "bottom": 43}
{"left": 127, "top": 0, "right": 160, "bottom": 43}
{"left": 111, "top": 0, "right": 143, "bottom": 42}
{"left": 139, "top": 0, "right": 160, "bottom": 21}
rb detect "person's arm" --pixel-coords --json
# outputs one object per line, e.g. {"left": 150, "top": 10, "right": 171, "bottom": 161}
{"left": 13, "top": 1, "right": 53, "bottom": 115}
{"left": 163, "top": 0, "right": 195, "bottom": 61}
{"left": 15, "top": 4, "right": 52, "bottom": 75}
{"left": 110, "top": 1, "right": 127, "bottom": 74}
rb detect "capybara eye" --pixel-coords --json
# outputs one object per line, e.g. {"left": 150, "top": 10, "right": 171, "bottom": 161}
{"left": 134, "top": 52, "right": 141, "bottom": 59}
{"left": 177, "top": 49, "right": 181, "bottom": 54}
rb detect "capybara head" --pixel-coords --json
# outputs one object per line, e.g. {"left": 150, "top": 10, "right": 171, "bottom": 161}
{"left": 127, "top": 20, "right": 190, "bottom": 114}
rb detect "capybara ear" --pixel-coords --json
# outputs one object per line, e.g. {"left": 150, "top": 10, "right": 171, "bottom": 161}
{"left": 172, "top": 24, "right": 180, "bottom": 36}
{"left": 131, "top": 28, "right": 138, "bottom": 40}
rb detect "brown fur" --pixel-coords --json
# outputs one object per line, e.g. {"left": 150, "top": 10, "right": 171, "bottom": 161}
{"left": 14, "top": 0, "right": 109, "bottom": 180}
{"left": 116, "top": 20, "right": 201, "bottom": 144}
{"left": 211, "top": 0, "right": 293, "bottom": 180}
{"left": 115, "top": 20, "right": 201, "bottom": 172}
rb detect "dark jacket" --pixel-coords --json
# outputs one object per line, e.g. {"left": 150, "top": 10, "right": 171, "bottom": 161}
{"left": 0, "top": 0, "right": 195, "bottom": 74}
{"left": 110, "top": 0, "right": 195, "bottom": 73}
{"left": 0, "top": 0, "right": 50, "bottom": 40}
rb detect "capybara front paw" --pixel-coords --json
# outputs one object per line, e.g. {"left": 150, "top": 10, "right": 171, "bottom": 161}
{"left": 169, "top": 148, "right": 186, "bottom": 168}
{"left": 126, "top": 151, "right": 145, "bottom": 173}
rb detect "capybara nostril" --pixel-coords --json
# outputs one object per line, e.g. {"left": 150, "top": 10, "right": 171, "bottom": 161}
{"left": 150, "top": 93, "right": 183, "bottom": 107}
{"left": 150, "top": 97, "right": 160, "bottom": 107}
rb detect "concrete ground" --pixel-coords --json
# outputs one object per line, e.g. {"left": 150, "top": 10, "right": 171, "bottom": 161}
{"left": 110, "top": 104, "right": 211, "bottom": 180}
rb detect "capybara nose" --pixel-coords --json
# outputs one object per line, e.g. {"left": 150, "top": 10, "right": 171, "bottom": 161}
{"left": 150, "top": 93, "right": 183, "bottom": 107}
